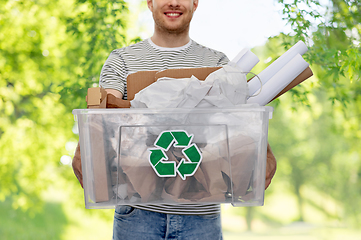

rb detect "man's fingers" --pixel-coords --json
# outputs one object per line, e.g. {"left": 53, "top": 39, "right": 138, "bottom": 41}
{"left": 265, "top": 143, "right": 277, "bottom": 190}
{"left": 72, "top": 142, "right": 84, "bottom": 188}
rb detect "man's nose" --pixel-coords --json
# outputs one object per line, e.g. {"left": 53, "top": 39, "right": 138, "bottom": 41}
{"left": 168, "top": 0, "right": 180, "bottom": 7}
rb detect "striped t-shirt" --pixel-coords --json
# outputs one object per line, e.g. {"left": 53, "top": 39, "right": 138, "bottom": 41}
{"left": 100, "top": 38, "right": 229, "bottom": 99}
{"left": 99, "top": 38, "right": 229, "bottom": 215}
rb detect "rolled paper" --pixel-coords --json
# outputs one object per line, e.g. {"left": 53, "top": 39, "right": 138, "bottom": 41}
{"left": 247, "top": 54, "right": 309, "bottom": 106}
{"left": 248, "top": 41, "right": 309, "bottom": 96}
{"left": 230, "top": 48, "right": 260, "bottom": 72}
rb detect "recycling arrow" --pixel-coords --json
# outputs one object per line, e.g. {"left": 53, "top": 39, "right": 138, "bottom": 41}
{"left": 177, "top": 144, "right": 202, "bottom": 180}
{"left": 172, "top": 131, "right": 192, "bottom": 147}
{"left": 148, "top": 130, "right": 202, "bottom": 180}
{"left": 155, "top": 131, "right": 174, "bottom": 150}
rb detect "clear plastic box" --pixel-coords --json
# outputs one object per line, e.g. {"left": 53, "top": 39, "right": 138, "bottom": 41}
{"left": 73, "top": 105, "right": 273, "bottom": 209}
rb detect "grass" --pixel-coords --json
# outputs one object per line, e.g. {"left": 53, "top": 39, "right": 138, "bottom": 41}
{"left": 0, "top": 199, "right": 68, "bottom": 240}
{"left": 221, "top": 201, "right": 361, "bottom": 240}
{"left": 1, "top": 185, "right": 361, "bottom": 240}
{"left": 0, "top": 197, "right": 114, "bottom": 240}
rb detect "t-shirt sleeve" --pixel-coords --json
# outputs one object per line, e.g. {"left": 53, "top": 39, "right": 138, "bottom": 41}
{"left": 217, "top": 53, "right": 230, "bottom": 66}
{"left": 99, "top": 51, "right": 127, "bottom": 95}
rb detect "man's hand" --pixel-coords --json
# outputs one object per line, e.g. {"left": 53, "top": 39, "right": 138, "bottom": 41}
{"left": 265, "top": 143, "right": 276, "bottom": 190}
{"left": 72, "top": 142, "right": 83, "bottom": 188}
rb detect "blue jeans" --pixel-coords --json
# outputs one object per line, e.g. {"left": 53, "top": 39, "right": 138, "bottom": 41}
{"left": 113, "top": 206, "right": 223, "bottom": 240}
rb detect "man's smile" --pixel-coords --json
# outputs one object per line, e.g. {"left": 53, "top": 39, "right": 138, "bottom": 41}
{"left": 165, "top": 12, "right": 182, "bottom": 18}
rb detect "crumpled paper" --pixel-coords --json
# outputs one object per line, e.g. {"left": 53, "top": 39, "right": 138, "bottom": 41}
{"left": 114, "top": 64, "right": 258, "bottom": 204}
{"left": 131, "top": 65, "right": 249, "bottom": 109}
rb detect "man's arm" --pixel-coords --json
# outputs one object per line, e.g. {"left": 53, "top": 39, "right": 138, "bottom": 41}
{"left": 265, "top": 143, "right": 277, "bottom": 190}
{"left": 105, "top": 88, "right": 123, "bottom": 98}
{"left": 106, "top": 90, "right": 130, "bottom": 108}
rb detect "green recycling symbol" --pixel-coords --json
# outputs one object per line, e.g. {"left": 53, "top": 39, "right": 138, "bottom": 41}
{"left": 148, "top": 130, "right": 202, "bottom": 180}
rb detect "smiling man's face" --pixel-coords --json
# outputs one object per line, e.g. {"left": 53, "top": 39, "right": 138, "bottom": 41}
{"left": 147, "top": 0, "right": 198, "bottom": 35}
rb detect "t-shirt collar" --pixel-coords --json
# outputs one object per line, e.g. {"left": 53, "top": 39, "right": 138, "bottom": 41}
{"left": 147, "top": 38, "right": 192, "bottom": 51}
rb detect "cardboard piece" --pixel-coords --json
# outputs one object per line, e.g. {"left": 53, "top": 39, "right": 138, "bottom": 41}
{"left": 86, "top": 87, "right": 107, "bottom": 109}
{"left": 126, "top": 70, "right": 158, "bottom": 101}
{"left": 86, "top": 87, "right": 131, "bottom": 108}
{"left": 88, "top": 118, "right": 112, "bottom": 202}
{"left": 155, "top": 67, "right": 222, "bottom": 81}
{"left": 84, "top": 87, "right": 111, "bottom": 202}
{"left": 126, "top": 67, "right": 221, "bottom": 100}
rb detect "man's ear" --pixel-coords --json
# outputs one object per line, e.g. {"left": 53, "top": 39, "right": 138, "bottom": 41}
{"left": 147, "top": 0, "right": 153, "bottom": 11}
{"left": 193, "top": 0, "right": 199, "bottom": 12}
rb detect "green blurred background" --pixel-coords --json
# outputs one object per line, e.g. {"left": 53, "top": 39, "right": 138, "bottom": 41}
{"left": 1, "top": 0, "right": 360, "bottom": 239}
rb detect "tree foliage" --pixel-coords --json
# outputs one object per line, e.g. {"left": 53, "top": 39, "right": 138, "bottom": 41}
{"left": 263, "top": 0, "right": 361, "bottom": 227}
{"left": 278, "top": 0, "right": 360, "bottom": 103}
{"left": 60, "top": 0, "right": 130, "bottom": 109}
{"left": 0, "top": 0, "right": 130, "bottom": 211}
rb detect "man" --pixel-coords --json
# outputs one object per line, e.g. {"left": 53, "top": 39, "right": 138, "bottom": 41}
{"left": 72, "top": 0, "right": 277, "bottom": 239}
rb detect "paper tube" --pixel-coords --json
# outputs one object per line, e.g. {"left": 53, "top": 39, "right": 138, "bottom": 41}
{"left": 247, "top": 54, "right": 309, "bottom": 106}
{"left": 230, "top": 48, "right": 260, "bottom": 72}
{"left": 248, "top": 41, "right": 308, "bottom": 96}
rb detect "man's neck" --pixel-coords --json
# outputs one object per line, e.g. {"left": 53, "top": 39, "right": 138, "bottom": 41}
{"left": 151, "top": 31, "right": 190, "bottom": 48}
